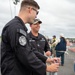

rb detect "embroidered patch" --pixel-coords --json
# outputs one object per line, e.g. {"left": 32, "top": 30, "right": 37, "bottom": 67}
{"left": 40, "top": 38, "right": 45, "bottom": 41}
{"left": 19, "top": 36, "right": 27, "bottom": 46}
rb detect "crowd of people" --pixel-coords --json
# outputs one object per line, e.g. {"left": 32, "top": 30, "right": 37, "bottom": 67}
{"left": 47, "top": 34, "right": 75, "bottom": 73}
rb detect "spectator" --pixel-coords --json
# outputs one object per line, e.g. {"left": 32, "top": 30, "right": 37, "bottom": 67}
{"left": 28, "top": 18, "right": 51, "bottom": 75}
{"left": 55, "top": 34, "right": 67, "bottom": 66}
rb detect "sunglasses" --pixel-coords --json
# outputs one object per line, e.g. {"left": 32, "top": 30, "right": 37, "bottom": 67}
{"left": 32, "top": 8, "right": 39, "bottom": 15}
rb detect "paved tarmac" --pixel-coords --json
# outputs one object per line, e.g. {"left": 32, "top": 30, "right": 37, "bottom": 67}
{"left": 58, "top": 50, "right": 75, "bottom": 75}
{"left": 47, "top": 50, "right": 75, "bottom": 75}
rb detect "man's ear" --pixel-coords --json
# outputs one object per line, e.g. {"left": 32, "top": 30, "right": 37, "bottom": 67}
{"left": 28, "top": 7, "right": 32, "bottom": 14}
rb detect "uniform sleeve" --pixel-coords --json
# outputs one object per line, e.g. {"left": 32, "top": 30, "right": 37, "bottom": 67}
{"left": 8, "top": 25, "right": 46, "bottom": 75}
{"left": 44, "top": 38, "right": 51, "bottom": 52}
{"left": 32, "top": 48, "right": 47, "bottom": 63}
{"left": 28, "top": 33, "right": 47, "bottom": 63}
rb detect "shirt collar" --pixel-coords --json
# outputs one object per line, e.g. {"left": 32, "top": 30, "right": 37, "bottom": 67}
{"left": 15, "top": 16, "right": 28, "bottom": 32}
{"left": 29, "top": 32, "right": 41, "bottom": 40}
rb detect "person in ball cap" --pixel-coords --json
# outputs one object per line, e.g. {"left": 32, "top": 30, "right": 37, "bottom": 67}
{"left": 55, "top": 33, "right": 67, "bottom": 66}
{"left": 60, "top": 33, "right": 64, "bottom": 37}
{"left": 30, "top": 18, "right": 42, "bottom": 25}
{"left": 28, "top": 18, "right": 52, "bottom": 75}
{"left": 52, "top": 35, "right": 56, "bottom": 43}
{"left": 28, "top": 18, "right": 51, "bottom": 57}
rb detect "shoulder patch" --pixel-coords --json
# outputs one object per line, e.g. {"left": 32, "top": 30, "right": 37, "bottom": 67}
{"left": 40, "top": 38, "right": 45, "bottom": 41}
{"left": 19, "top": 36, "right": 27, "bottom": 46}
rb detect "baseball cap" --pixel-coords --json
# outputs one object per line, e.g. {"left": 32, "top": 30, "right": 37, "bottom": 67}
{"left": 60, "top": 33, "right": 64, "bottom": 37}
{"left": 31, "top": 19, "right": 42, "bottom": 25}
{"left": 53, "top": 35, "right": 56, "bottom": 38}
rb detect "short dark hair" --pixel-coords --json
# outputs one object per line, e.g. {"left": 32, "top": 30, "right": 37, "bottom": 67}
{"left": 21, "top": 0, "right": 40, "bottom": 9}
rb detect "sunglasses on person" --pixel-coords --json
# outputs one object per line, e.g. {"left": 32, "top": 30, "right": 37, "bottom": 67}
{"left": 27, "top": 7, "right": 39, "bottom": 15}
{"left": 32, "top": 8, "right": 39, "bottom": 15}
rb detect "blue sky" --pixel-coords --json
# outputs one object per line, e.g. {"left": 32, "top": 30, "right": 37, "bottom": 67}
{"left": 0, "top": 0, "right": 75, "bottom": 38}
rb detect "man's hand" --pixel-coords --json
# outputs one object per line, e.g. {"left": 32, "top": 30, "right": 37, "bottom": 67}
{"left": 46, "top": 63, "right": 59, "bottom": 72}
{"left": 45, "top": 51, "right": 51, "bottom": 56}
{"left": 46, "top": 58, "right": 51, "bottom": 63}
{"left": 46, "top": 57, "right": 61, "bottom": 64}
{"left": 50, "top": 57, "right": 61, "bottom": 63}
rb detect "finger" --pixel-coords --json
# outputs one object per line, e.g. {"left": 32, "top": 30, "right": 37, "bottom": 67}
{"left": 54, "top": 68, "right": 58, "bottom": 72}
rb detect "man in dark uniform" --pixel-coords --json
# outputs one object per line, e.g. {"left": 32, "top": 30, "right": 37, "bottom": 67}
{"left": 28, "top": 19, "right": 51, "bottom": 56}
{"left": 1, "top": 0, "right": 60, "bottom": 75}
{"left": 28, "top": 19, "right": 51, "bottom": 75}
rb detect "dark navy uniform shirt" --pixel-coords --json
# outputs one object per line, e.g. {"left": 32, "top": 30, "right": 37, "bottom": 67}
{"left": 28, "top": 32, "right": 50, "bottom": 55}
{"left": 28, "top": 32, "right": 50, "bottom": 75}
{"left": 1, "top": 16, "right": 47, "bottom": 75}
